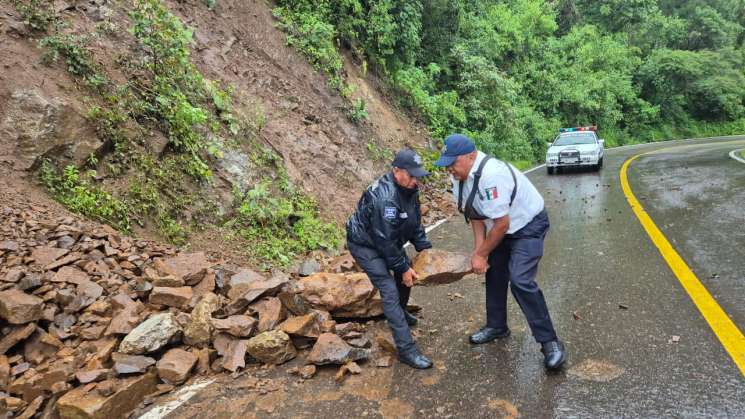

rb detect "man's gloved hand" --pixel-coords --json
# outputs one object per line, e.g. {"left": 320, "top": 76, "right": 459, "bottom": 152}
{"left": 402, "top": 267, "right": 419, "bottom": 287}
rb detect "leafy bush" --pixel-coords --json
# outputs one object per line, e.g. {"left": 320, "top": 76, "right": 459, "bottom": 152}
{"left": 40, "top": 161, "right": 130, "bottom": 231}
{"left": 14, "top": 0, "right": 56, "bottom": 31}
{"left": 39, "top": 34, "right": 107, "bottom": 88}
{"left": 231, "top": 180, "right": 341, "bottom": 265}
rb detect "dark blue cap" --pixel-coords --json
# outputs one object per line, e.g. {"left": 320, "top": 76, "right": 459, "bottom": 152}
{"left": 434, "top": 134, "right": 475, "bottom": 167}
{"left": 392, "top": 148, "right": 429, "bottom": 177}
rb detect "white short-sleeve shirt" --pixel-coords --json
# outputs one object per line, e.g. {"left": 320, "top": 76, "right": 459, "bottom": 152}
{"left": 451, "top": 151, "right": 544, "bottom": 234}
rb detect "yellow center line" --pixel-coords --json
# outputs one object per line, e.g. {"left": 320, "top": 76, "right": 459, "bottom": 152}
{"left": 620, "top": 151, "right": 745, "bottom": 377}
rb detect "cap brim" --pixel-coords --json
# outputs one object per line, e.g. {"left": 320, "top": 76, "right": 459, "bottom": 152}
{"left": 433, "top": 155, "right": 457, "bottom": 167}
{"left": 408, "top": 166, "right": 430, "bottom": 177}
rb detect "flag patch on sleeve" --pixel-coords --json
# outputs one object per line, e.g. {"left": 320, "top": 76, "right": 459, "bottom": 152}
{"left": 483, "top": 186, "right": 498, "bottom": 200}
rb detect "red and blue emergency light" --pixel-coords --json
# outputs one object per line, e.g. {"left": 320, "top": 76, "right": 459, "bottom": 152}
{"left": 559, "top": 125, "right": 597, "bottom": 133}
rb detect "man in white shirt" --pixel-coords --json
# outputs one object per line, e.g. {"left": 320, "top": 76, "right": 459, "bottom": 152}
{"left": 434, "top": 133, "right": 566, "bottom": 370}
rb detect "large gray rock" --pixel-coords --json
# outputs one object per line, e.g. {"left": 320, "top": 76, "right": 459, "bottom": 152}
{"left": 0, "top": 89, "right": 101, "bottom": 170}
{"left": 412, "top": 249, "right": 472, "bottom": 285}
{"left": 297, "top": 273, "right": 382, "bottom": 318}
{"left": 307, "top": 333, "right": 370, "bottom": 365}
{"left": 119, "top": 313, "right": 181, "bottom": 355}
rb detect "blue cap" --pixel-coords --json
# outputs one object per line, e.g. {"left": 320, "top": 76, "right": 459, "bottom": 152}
{"left": 392, "top": 148, "right": 429, "bottom": 177}
{"left": 434, "top": 134, "right": 475, "bottom": 167}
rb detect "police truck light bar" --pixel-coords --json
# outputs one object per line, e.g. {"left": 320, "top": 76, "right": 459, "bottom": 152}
{"left": 559, "top": 125, "right": 597, "bottom": 133}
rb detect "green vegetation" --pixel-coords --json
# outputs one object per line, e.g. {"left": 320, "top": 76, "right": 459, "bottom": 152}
{"left": 13, "top": 0, "right": 56, "bottom": 31}
{"left": 39, "top": 33, "right": 107, "bottom": 89}
{"left": 29, "top": 0, "right": 340, "bottom": 264}
{"left": 230, "top": 177, "right": 341, "bottom": 266}
{"left": 40, "top": 161, "right": 131, "bottom": 231}
{"left": 273, "top": 0, "right": 745, "bottom": 162}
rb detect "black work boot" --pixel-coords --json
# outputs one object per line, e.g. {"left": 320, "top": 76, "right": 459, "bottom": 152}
{"left": 398, "top": 349, "right": 433, "bottom": 369}
{"left": 469, "top": 326, "right": 511, "bottom": 344}
{"left": 403, "top": 310, "right": 418, "bottom": 326}
{"left": 541, "top": 340, "right": 567, "bottom": 370}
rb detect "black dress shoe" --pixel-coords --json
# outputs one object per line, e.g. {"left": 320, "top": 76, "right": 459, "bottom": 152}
{"left": 469, "top": 326, "right": 511, "bottom": 344}
{"left": 403, "top": 311, "right": 418, "bottom": 326}
{"left": 541, "top": 340, "right": 567, "bottom": 370}
{"left": 398, "top": 350, "right": 433, "bottom": 369}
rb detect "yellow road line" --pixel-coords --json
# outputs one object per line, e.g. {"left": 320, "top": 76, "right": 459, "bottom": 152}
{"left": 621, "top": 153, "right": 745, "bottom": 377}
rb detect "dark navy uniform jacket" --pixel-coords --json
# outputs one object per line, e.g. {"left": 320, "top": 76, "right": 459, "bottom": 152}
{"left": 346, "top": 172, "right": 432, "bottom": 274}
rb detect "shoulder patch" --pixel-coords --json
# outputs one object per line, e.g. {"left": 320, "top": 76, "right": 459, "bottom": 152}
{"left": 384, "top": 207, "right": 397, "bottom": 219}
{"left": 483, "top": 186, "right": 498, "bottom": 200}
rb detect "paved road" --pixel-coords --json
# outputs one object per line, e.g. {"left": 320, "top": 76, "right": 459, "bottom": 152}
{"left": 142, "top": 137, "right": 745, "bottom": 419}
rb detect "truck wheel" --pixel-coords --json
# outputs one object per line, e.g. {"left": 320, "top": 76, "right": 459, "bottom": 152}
{"left": 547, "top": 166, "right": 555, "bottom": 175}
{"left": 596, "top": 157, "right": 603, "bottom": 171}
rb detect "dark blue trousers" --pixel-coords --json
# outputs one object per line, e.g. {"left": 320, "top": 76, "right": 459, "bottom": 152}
{"left": 485, "top": 210, "right": 557, "bottom": 343}
{"left": 347, "top": 242, "right": 415, "bottom": 355}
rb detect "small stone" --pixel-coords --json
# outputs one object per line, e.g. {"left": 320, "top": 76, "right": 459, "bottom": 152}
{"left": 334, "top": 361, "right": 362, "bottom": 382}
{"left": 149, "top": 286, "right": 193, "bottom": 309}
{"left": 184, "top": 292, "right": 219, "bottom": 347}
{"left": 31, "top": 247, "right": 68, "bottom": 266}
{"left": 3, "top": 267, "right": 25, "bottom": 283}
{"left": 375, "top": 356, "right": 392, "bottom": 368}
{"left": 0, "top": 323, "right": 36, "bottom": 355}
{"left": 156, "top": 348, "right": 197, "bottom": 385}
{"left": 112, "top": 353, "right": 156, "bottom": 375}
{"left": 57, "top": 372, "right": 159, "bottom": 419}
{"left": 119, "top": 313, "right": 181, "bottom": 355}
{"left": 75, "top": 369, "right": 110, "bottom": 384}
{"left": 298, "top": 259, "right": 321, "bottom": 277}
{"left": 246, "top": 330, "right": 296, "bottom": 365}
{"left": 307, "top": 333, "right": 370, "bottom": 365}
{"left": 212, "top": 315, "right": 256, "bottom": 338}
{"left": 0, "top": 289, "right": 43, "bottom": 324}
{"left": 299, "top": 365, "right": 316, "bottom": 379}
{"left": 52, "top": 266, "right": 89, "bottom": 285}
{"left": 251, "top": 297, "right": 286, "bottom": 332}
{"left": 279, "top": 312, "right": 322, "bottom": 338}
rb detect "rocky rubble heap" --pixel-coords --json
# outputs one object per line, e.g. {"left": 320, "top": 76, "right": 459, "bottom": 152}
{"left": 0, "top": 193, "right": 470, "bottom": 419}
{"left": 0, "top": 203, "right": 469, "bottom": 419}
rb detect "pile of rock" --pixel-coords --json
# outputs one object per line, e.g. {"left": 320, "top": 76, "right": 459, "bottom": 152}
{"left": 0, "top": 196, "right": 471, "bottom": 418}
{"left": 0, "top": 206, "right": 423, "bottom": 418}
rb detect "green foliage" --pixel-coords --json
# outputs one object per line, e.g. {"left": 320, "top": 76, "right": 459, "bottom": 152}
{"left": 129, "top": 0, "right": 217, "bottom": 180}
{"left": 13, "top": 0, "right": 56, "bottom": 31}
{"left": 40, "top": 161, "right": 130, "bottom": 231}
{"left": 347, "top": 98, "right": 368, "bottom": 123}
{"left": 230, "top": 178, "right": 341, "bottom": 266}
{"left": 366, "top": 141, "right": 393, "bottom": 162}
{"left": 273, "top": 0, "right": 745, "bottom": 163}
{"left": 273, "top": 6, "right": 343, "bottom": 87}
{"left": 39, "top": 33, "right": 107, "bottom": 88}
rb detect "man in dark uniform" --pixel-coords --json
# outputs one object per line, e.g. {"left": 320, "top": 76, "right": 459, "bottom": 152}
{"left": 346, "top": 148, "right": 433, "bottom": 369}
{"left": 434, "top": 134, "right": 567, "bottom": 370}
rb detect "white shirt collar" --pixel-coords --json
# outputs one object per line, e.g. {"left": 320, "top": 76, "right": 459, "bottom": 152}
{"left": 467, "top": 151, "right": 487, "bottom": 180}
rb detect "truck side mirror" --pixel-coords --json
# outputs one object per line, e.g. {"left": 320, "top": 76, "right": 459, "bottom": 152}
{"left": 546, "top": 142, "right": 553, "bottom": 147}
{"left": 599, "top": 139, "right": 605, "bottom": 146}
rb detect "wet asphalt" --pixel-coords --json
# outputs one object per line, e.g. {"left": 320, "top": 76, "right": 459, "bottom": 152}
{"left": 145, "top": 137, "right": 745, "bottom": 419}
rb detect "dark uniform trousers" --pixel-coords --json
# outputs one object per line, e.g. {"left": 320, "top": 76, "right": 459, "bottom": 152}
{"left": 485, "top": 209, "right": 557, "bottom": 343}
{"left": 347, "top": 242, "right": 415, "bottom": 355}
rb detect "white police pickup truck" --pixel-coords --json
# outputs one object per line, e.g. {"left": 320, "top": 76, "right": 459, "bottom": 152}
{"left": 545, "top": 126, "right": 604, "bottom": 174}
